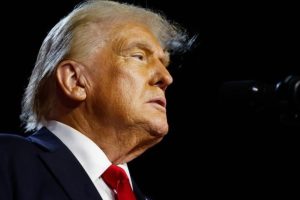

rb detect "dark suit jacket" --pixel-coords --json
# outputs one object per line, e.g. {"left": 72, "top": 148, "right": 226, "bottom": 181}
{"left": 0, "top": 127, "right": 146, "bottom": 200}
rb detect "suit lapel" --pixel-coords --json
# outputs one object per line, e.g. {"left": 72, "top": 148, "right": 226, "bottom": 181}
{"left": 28, "top": 128, "right": 102, "bottom": 200}
{"left": 132, "top": 179, "right": 148, "bottom": 200}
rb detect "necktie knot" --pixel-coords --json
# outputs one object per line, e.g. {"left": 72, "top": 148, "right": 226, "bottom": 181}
{"left": 102, "top": 165, "right": 136, "bottom": 200}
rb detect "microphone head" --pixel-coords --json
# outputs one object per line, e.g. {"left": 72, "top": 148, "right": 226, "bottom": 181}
{"left": 218, "top": 75, "right": 300, "bottom": 126}
{"left": 219, "top": 80, "right": 276, "bottom": 109}
{"left": 219, "top": 75, "right": 300, "bottom": 112}
{"left": 275, "top": 75, "right": 300, "bottom": 111}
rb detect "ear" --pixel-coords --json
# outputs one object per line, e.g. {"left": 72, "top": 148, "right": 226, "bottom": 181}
{"left": 56, "top": 60, "right": 87, "bottom": 101}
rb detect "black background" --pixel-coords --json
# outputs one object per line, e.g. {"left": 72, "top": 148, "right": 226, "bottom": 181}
{"left": 1, "top": 0, "right": 299, "bottom": 199}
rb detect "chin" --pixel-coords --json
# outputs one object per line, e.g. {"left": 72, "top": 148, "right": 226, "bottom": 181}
{"left": 145, "top": 114, "right": 168, "bottom": 135}
{"left": 150, "top": 123, "right": 169, "bottom": 137}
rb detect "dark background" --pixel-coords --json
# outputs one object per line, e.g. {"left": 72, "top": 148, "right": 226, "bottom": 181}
{"left": 1, "top": 0, "right": 299, "bottom": 199}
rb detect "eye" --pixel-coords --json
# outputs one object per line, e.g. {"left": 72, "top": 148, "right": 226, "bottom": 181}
{"left": 131, "top": 53, "right": 145, "bottom": 61}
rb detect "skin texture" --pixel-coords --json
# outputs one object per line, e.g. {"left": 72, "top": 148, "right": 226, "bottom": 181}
{"left": 53, "top": 22, "right": 173, "bottom": 164}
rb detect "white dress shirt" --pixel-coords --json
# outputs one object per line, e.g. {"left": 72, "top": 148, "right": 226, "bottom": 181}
{"left": 45, "top": 120, "right": 133, "bottom": 200}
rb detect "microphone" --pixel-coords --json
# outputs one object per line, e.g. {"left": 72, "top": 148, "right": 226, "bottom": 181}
{"left": 219, "top": 75, "right": 300, "bottom": 112}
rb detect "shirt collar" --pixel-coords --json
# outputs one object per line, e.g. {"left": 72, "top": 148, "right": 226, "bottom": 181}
{"left": 45, "top": 120, "right": 131, "bottom": 183}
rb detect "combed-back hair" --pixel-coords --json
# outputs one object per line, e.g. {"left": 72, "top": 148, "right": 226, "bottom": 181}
{"left": 20, "top": 0, "right": 192, "bottom": 132}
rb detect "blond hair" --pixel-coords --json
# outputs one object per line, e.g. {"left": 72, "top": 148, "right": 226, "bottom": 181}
{"left": 21, "top": 0, "right": 190, "bottom": 132}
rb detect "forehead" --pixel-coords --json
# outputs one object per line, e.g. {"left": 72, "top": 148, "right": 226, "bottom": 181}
{"left": 109, "top": 22, "right": 164, "bottom": 51}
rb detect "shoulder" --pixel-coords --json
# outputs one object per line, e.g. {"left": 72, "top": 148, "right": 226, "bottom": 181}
{"left": 0, "top": 133, "right": 33, "bottom": 149}
{"left": 0, "top": 132, "right": 46, "bottom": 178}
{"left": 0, "top": 133, "right": 41, "bottom": 159}
{"left": 0, "top": 133, "right": 54, "bottom": 199}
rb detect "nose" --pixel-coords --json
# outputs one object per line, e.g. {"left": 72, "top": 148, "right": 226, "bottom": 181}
{"left": 151, "top": 64, "right": 173, "bottom": 91}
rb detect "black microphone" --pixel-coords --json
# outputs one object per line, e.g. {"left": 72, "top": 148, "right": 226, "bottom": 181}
{"left": 219, "top": 75, "right": 300, "bottom": 112}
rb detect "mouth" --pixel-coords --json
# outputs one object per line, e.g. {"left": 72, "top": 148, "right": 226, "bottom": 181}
{"left": 147, "top": 97, "right": 167, "bottom": 110}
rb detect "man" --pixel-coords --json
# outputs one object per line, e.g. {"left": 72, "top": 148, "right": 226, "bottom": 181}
{"left": 0, "top": 0, "right": 191, "bottom": 199}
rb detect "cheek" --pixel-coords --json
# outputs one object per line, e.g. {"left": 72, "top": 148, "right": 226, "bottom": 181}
{"left": 113, "top": 73, "right": 146, "bottom": 111}
{"left": 115, "top": 68, "right": 146, "bottom": 94}
{"left": 115, "top": 76, "right": 140, "bottom": 102}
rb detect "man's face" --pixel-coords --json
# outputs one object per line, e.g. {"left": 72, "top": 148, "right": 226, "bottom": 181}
{"left": 85, "top": 22, "right": 173, "bottom": 138}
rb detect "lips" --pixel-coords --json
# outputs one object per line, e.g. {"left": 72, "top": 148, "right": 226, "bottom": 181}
{"left": 147, "top": 97, "right": 166, "bottom": 108}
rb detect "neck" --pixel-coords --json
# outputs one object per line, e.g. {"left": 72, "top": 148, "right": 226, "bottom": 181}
{"left": 51, "top": 112, "right": 161, "bottom": 164}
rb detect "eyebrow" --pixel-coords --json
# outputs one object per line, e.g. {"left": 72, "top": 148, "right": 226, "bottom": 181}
{"left": 124, "top": 41, "right": 170, "bottom": 67}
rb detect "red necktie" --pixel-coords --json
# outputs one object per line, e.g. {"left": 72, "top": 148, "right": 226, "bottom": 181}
{"left": 102, "top": 165, "right": 136, "bottom": 200}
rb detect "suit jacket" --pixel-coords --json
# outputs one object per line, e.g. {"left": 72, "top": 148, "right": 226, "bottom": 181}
{"left": 0, "top": 127, "right": 147, "bottom": 200}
